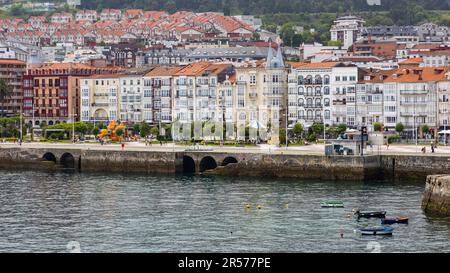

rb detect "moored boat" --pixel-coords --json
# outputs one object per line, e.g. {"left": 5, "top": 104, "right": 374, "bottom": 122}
{"left": 321, "top": 201, "right": 344, "bottom": 208}
{"left": 381, "top": 217, "right": 409, "bottom": 225}
{"left": 355, "top": 210, "right": 386, "bottom": 218}
{"left": 360, "top": 226, "right": 394, "bottom": 236}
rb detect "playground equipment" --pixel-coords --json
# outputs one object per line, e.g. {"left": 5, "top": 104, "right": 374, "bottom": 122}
{"left": 98, "top": 120, "right": 127, "bottom": 142}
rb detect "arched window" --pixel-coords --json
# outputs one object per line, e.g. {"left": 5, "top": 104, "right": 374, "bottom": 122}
{"left": 298, "top": 98, "right": 304, "bottom": 106}
{"left": 324, "top": 98, "right": 330, "bottom": 107}
{"left": 298, "top": 87, "right": 304, "bottom": 95}
{"left": 298, "top": 110, "right": 305, "bottom": 119}
{"left": 324, "top": 75, "right": 330, "bottom": 84}
{"left": 315, "top": 75, "right": 322, "bottom": 85}
{"left": 307, "top": 110, "right": 313, "bottom": 120}
{"left": 324, "top": 87, "right": 330, "bottom": 95}
{"left": 307, "top": 98, "right": 313, "bottom": 107}
{"left": 316, "top": 110, "right": 322, "bottom": 120}
{"left": 315, "top": 87, "right": 321, "bottom": 96}
{"left": 307, "top": 87, "right": 313, "bottom": 96}
{"left": 315, "top": 98, "right": 321, "bottom": 107}
{"left": 298, "top": 76, "right": 304, "bottom": 85}
{"left": 306, "top": 75, "right": 313, "bottom": 85}
{"left": 325, "top": 110, "right": 330, "bottom": 120}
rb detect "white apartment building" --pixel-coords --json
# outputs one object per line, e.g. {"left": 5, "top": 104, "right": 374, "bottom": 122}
{"left": 355, "top": 69, "right": 394, "bottom": 131}
{"left": 288, "top": 62, "right": 358, "bottom": 129}
{"left": 143, "top": 67, "right": 183, "bottom": 125}
{"left": 384, "top": 67, "right": 444, "bottom": 137}
{"left": 330, "top": 16, "right": 365, "bottom": 50}
{"left": 172, "top": 62, "right": 234, "bottom": 123}
{"left": 80, "top": 75, "right": 120, "bottom": 124}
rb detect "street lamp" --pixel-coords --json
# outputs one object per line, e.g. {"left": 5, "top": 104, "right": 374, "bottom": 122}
{"left": 70, "top": 114, "right": 77, "bottom": 142}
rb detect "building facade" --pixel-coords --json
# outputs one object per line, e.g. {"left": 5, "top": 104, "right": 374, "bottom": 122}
{"left": 0, "top": 59, "right": 26, "bottom": 117}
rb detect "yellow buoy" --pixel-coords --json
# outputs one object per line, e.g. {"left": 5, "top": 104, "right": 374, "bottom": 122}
{"left": 256, "top": 204, "right": 262, "bottom": 210}
{"left": 245, "top": 203, "right": 251, "bottom": 209}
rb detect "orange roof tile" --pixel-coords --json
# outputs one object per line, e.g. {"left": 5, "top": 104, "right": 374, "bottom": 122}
{"left": 399, "top": 57, "right": 423, "bottom": 64}
{"left": 0, "top": 59, "right": 26, "bottom": 65}
{"left": 385, "top": 67, "right": 450, "bottom": 83}
{"left": 145, "top": 67, "right": 184, "bottom": 77}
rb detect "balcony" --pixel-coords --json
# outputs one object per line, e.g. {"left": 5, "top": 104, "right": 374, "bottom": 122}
{"left": 92, "top": 103, "right": 109, "bottom": 107}
{"left": 333, "top": 100, "right": 347, "bottom": 105}
{"left": 400, "top": 89, "right": 428, "bottom": 95}
{"left": 304, "top": 104, "right": 322, "bottom": 109}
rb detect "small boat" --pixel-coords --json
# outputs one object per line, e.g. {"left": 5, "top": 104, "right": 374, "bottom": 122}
{"left": 360, "top": 226, "right": 394, "bottom": 236}
{"left": 355, "top": 210, "right": 386, "bottom": 218}
{"left": 321, "top": 201, "right": 344, "bottom": 208}
{"left": 381, "top": 217, "right": 409, "bottom": 225}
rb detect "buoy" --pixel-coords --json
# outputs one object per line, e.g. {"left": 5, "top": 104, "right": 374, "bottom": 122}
{"left": 256, "top": 205, "right": 262, "bottom": 210}
{"left": 245, "top": 203, "right": 251, "bottom": 209}
{"left": 284, "top": 204, "right": 289, "bottom": 209}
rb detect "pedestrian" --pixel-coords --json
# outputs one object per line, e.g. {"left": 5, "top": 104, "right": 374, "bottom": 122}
{"left": 121, "top": 143, "right": 125, "bottom": 151}
{"left": 431, "top": 143, "right": 435, "bottom": 153}
{"left": 422, "top": 147, "right": 426, "bottom": 154}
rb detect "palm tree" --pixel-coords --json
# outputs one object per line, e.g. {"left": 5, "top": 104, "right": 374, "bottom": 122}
{"left": 0, "top": 79, "right": 13, "bottom": 117}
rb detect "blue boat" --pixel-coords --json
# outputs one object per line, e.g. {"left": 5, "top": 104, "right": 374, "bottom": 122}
{"left": 360, "top": 226, "right": 394, "bottom": 236}
{"left": 381, "top": 217, "right": 409, "bottom": 225}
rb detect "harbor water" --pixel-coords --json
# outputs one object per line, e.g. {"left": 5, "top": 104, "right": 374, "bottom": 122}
{"left": 0, "top": 170, "right": 449, "bottom": 253}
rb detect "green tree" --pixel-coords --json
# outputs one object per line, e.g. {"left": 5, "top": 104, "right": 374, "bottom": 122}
{"left": 395, "top": 123, "right": 405, "bottom": 134}
{"left": 150, "top": 126, "right": 159, "bottom": 137}
{"left": 133, "top": 123, "right": 141, "bottom": 135}
{"left": 0, "top": 79, "right": 12, "bottom": 117}
{"left": 311, "top": 122, "right": 324, "bottom": 136}
{"left": 116, "top": 128, "right": 124, "bottom": 141}
{"left": 292, "top": 123, "right": 304, "bottom": 142}
{"left": 279, "top": 128, "right": 286, "bottom": 145}
{"left": 373, "top": 122, "right": 383, "bottom": 132}
{"left": 421, "top": 125, "right": 430, "bottom": 134}
{"left": 140, "top": 122, "right": 151, "bottom": 137}
{"left": 92, "top": 127, "right": 100, "bottom": 136}
{"left": 336, "top": 124, "right": 347, "bottom": 134}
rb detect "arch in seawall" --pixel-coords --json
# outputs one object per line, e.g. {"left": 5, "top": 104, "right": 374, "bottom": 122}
{"left": 182, "top": 155, "right": 196, "bottom": 174}
{"left": 60, "top": 153, "right": 75, "bottom": 169}
{"left": 199, "top": 156, "right": 218, "bottom": 173}
{"left": 222, "top": 156, "right": 238, "bottom": 166}
{"left": 42, "top": 152, "right": 57, "bottom": 163}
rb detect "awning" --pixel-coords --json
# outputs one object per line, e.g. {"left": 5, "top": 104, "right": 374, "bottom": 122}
{"left": 249, "top": 120, "right": 266, "bottom": 129}
{"left": 438, "top": 130, "right": 450, "bottom": 135}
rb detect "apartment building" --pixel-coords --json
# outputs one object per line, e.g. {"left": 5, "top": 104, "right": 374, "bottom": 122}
{"left": 384, "top": 67, "right": 446, "bottom": 137}
{"left": 0, "top": 59, "right": 26, "bottom": 116}
{"left": 287, "top": 62, "right": 358, "bottom": 129}
{"left": 172, "top": 62, "right": 234, "bottom": 123}
{"left": 143, "top": 67, "right": 183, "bottom": 125}
{"left": 356, "top": 69, "right": 394, "bottom": 131}
{"left": 80, "top": 74, "right": 120, "bottom": 124}
{"left": 233, "top": 46, "right": 287, "bottom": 143}
{"left": 330, "top": 16, "right": 365, "bottom": 49}
{"left": 23, "top": 63, "right": 121, "bottom": 127}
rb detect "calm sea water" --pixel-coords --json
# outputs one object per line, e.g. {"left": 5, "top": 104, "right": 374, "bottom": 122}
{"left": 0, "top": 170, "right": 449, "bottom": 253}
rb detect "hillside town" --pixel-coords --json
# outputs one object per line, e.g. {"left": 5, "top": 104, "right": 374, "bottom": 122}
{"left": 2, "top": 9, "right": 450, "bottom": 142}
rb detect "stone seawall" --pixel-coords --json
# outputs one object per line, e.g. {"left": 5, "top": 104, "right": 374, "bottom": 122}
{"left": 210, "top": 154, "right": 382, "bottom": 181}
{"left": 81, "top": 149, "right": 177, "bottom": 174}
{"left": 1, "top": 146, "right": 450, "bottom": 181}
{"left": 381, "top": 155, "right": 450, "bottom": 181}
{"left": 422, "top": 175, "right": 450, "bottom": 216}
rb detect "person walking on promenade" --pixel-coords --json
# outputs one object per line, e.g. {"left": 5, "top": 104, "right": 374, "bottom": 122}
{"left": 121, "top": 143, "right": 125, "bottom": 151}
{"left": 431, "top": 143, "right": 435, "bottom": 153}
